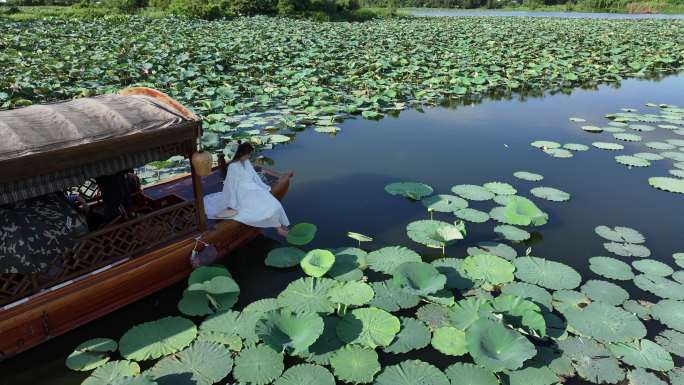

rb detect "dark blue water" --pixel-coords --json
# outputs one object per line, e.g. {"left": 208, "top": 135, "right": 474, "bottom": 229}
{"left": 2, "top": 74, "right": 683, "bottom": 385}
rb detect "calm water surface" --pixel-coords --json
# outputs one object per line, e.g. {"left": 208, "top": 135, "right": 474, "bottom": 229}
{"left": 406, "top": 7, "right": 684, "bottom": 18}
{"left": 2, "top": 74, "right": 684, "bottom": 384}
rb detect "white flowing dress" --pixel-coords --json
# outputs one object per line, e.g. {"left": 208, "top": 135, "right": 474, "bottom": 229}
{"left": 203, "top": 160, "right": 290, "bottom": 228}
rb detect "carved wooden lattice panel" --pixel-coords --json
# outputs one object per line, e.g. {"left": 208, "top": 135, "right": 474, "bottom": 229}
{"left": 0, "top": 202, "right": 198, "bottom": 306}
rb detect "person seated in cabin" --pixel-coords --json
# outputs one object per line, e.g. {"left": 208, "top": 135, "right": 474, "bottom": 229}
{"left": 204, "top": 141, "right": 291, "bottom": 237}
{"left": 95, "top": 169, "right": 142, "bottom": 227}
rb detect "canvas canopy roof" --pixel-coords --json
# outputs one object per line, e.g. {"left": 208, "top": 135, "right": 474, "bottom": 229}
{"left": 0, "top": 90, "right": 200, "bottom": 205}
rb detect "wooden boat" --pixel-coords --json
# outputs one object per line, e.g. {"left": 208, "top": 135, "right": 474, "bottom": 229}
{"left": 0, "top": 88, "right": 290, "bottom": 360}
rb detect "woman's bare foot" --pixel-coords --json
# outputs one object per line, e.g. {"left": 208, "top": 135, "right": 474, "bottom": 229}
{"left": 277, "top": 226, "right": 289, "bottom": 237}
{"left": 286, "top": 171, "right": 295, "bottom": 178}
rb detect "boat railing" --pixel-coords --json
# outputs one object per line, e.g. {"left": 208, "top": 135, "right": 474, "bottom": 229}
{"left": 0, "top": 200, "right": 199, "bottom": 308}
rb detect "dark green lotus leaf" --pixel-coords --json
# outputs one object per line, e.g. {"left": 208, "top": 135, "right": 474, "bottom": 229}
{"left": 368, "top": 280, "right": 421, "bottom": 312}
{"left": 328, "top": 281, "right": 374, "bottom": 306}
{"left": 392, "top": 261, "right": 446, "bottom": 296}
{"left": 297, "top": 316, "right": 344, "bottom": 366}
{"left": 627, "top": 368, "right": 667, "bottom": 385}
{"left": 552, "top": 290, "right": 591, "bottom": 314}
{"left": 374, "top": 360, "right": 449, "bottom": 385}
{"left": 66, "top": 338, "right": 118, "bottom": 371}
{"left": 655, "top": 329, "right": 684, "bottom": 358}
{"left": 119, "top": 317, "right": 197, "bottom": 361}
{"left": 454, "top": 208, "right": 490, "bottom": 223}
{"left": 384, "top": 317, "right": 431, "bottom": 354}
{"left": 385, "top": 182, "right": 434, "bottom": 200}
{"left": 416, "top": 303, "right": 452, "bottom": 330}
{"left": 233, "top": 344, "right": 284, "bottom": 385}
{"left": 529, "top": 346, "right": 574, "bottom": 377}
{"left": 421, "top": 194, "right": 468, "bottom": 212}
{"left": 274, "top": 364, "right": 335, "bottom": 385}
{"left": 466, "top": 318, "right": 536, "bottom": 371}
{"left": 406, "top": 220, "right": 465, "bottom": 248}
{"left": 329, "top": 345, "right": 380, "bottom": 384}
{"left": 148, "top": 341, "right": 232, "bottom": 385}
{"left": 188, "top": 275, "right": 239, "bottom": 295}
{"left": 565, "top": 302, "right": 646, "bottom": 343}
{"left": 632, "top": 260, "right": 674, "bottom": 277}
{"left": 501, "top": 196, "right": 548, "bottom": 226}
{"left": 493, "top": 294, "right": 546, "bottom": 336}
{"left": 431, "top": 258, "right": 474, "bottom": 290}
{"left": 608, "top": 339, "right": 674, "bottom": 371}
{"left": 328, "top": 247, "right": 367, "bottom": 281}
{"left": 265, "top": 247, "right": 306, "bottom": 268}
{"left": 589, "top": 256, "right": 635, "bottom": 281}
{"left": 501, "top": 282, "right": 552, "bottom": 311}
{"left": 255, "top": 309, "right": 324, "bottom": 354}
{"left": 463, "top": 254, "right": 515, "bottom": 287}
{"left": 366, "top": 246, "right": 422, "bottom": 274}
{"left": 188, "top": 266, "right": 231, "bottom": 286}
{"left": 558, "top": 336, "right": 625, "bottom": 384}
{"left": 530, "top": 187, "right": 571, "bottom": 202}
{"left": 444, "top": 362, "right": 499, "bottom": 385}
{"left": 431, "top": 326, "right": 467, "bottom": 356}
{"left": 580, "top": 280, "right": 629, "bottom": 306}
{"left": 451, "top": 184, "right": 495, "bottom": 201}
{"left": 514, "top": 256, "right": 581, "bottom": 290}
{"left": 483, "top": 182, "right": 517, "bottom": 196}
{"left": 468, "top": 242, "right": 517, "bottom": 261}
{"left": 277, "top": 277, "right": 338, "bottom": 314}
{"left": 514, "top": 171, "right": 544, "bottom": 182}
{"left": 594, "top": 225, "right": 646, "bottom": 244}
{"left": 287, "top": 223, "right": 317, "bottom": 246}
{"left": 337, "top": 307, "right": 400, "bottom": 348}
{"left": 300, "top": 249, "right": 336, "bottom": 278}
{"left": 178, "top": 291, "right": 214, "bottom": 317}
{"left": 634, "top": 275, "right": 684, "bottom": 300}
{"left": 494, "top": 225, "right": 530, "bottom": 242}
{"left": 109, "top": 377, "right": 156, "bottom": 385}
{"left": 81, "top": 361, "right": 140, "bottom": 385}
{"left": 652, "top": 300, "right": 684, "bottom": 332}
{"left": 506, "top": 367, "right": 559, "bottom": 385}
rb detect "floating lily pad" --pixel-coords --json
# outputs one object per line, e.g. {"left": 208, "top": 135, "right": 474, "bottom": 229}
{"left": 582, "top": 125, "right": 603, "bottom": 133}
{"left": 513, "top": 171, "right": 544, "bottom": 181}
{"left": 274, "top": 364, "right": 335, "bottom": 385}
{"left": 634, "top": 275, "right": 684, "bottom": 300}
{"left": 604, "top": 242, "right": 651, "bottom": 258}
{"left": 580, "top": 279, "right": 629, "bottom": 305}
{"left": 406, "top": 220, "right": 464, "bottom": 248}
{"left": 652, "top": 300, "right": 684, "bottom": 332}
{"left": 300, "top": 249, "right": 336, "bottom": 278}
{"left": 649, "top": 177, "right": 684, "bottom": 194}
{"left": 531, "top": 140, "right": 561, "bottom": 149}
{"left": 233, "top": 344, "right": 284, "bottom": 385}
{"left": 595, "top": 225, "right": 646, "bottom": 244}
{"left": 468, "top": 242, "right": 517, "bottom": 261}
{"left": 593, "top": 142, "right": 625, "bottom": 151}
{"left": 443, "top": 363, "right": 499, "bottom": 385}
{"left": 564, "top": 143, "right": 590, "bottom": 151}
{"left": 367, "top": 246, "right": 422, "bottom": 274}
{"left": 552, "top": 290, "right": 591, "bottom": 314}
{"left": 544, "top": 148, "right": 574, "bottom": 158}
{"left": 119, "top": 317, "right": 197, "bottom": 362}
{"left": 463, "top": 254, "right": 515, "bottom": 287}
{"left": 298, "top": 316, "right": 344, "bottom": 366}
{"left": 564, "top": 302, "right": 646, "bottom": 343}
{"left": 502, "top": 196, "right": 548, "bottom": 226}
{"left": 614, "top": 133, "right": 642, "bottom": 142}
{"left": 451, "top": 184, "right": 495, "bottom": 201}
{"left": 514, "top": 257, "right": 581, "bottom": 290}
{"left": 385, "top": 182, "right": 434, "bottom": 200}
{"left": 392, "top": 261, "right": 446, "bottom": 296}
{"left": 265, "top": 247, "right": 306, "bottom": 268}
{"left": 608, "top": 339, "right": 674, "bottom": 371}
{"left": 632, "top": 260, "right": 674, "bottom": 277}
{"left": 81, "top": 361, "right": 140, "bottom": 385}
{"left": 635, "top": 152, "right": 665, "bottom": 161}
{"left": 569, "top": 117, "right": 586, "bottom": 122}
{"left": 148, "top": 341, "right": 232, "bottom": 385}
{"left": 454, "top": 208, "right": 490, "bottom": 223}
{"left": 616, "top": 155, "right": 650, "bottom": 167}
{"left": 645, "top": 141, "right": 677, "bottom": 150}
{"left": 421, "top": 194, "right": 468, "bottom": 212}
{"left": 416, "top": 303, "right": 452, "bottom": 330}
{"left": 66, "top": 338, "right": 118, "bottom": 371}
{"left": 431, "top": 258, "right": 473, "bottom": 290}
{"left": 431, "top": 326, "right": 467, "bottom": 356}
{"left": 466, "top": 318, "right": 536, "bottom": 371}
{"left": 530, "top": 187, "right": 570, "bottom": 202}
{"left": 337, "top": 307, "right": 400, "bottom": 348}
{"left": 506, "top": 367, "right": 559, "bottom": 385}
{"left": 277, "top": 277, "right": 337, "bottom": 314}
{"left": 484, "top": 182, "right": 517, "bottom": 196}
{"left": 655, "top": 329, "right": 684, "bottom": 358}
{"left": 328, "top": 281, "right": 374, "bottom": 306}
{"left": 314, "top": 126, "right": 340, "bottom": 133}
{"left": 374, "top": 360, "right": 449, "bottom": 385}
{"left": 384, "top": 317, "right": 431, "bottom": 354}
{"left": 329, "top": 247, "right": 367, "bottom": 281}
{"left": 287, "top": 223, "right": 317, "bottom": 246}
{"left": 589, "top": 256, "right": 635, "bottom": 280}
{"left": 558, "top": 336, "right": 625, "bottom": 384}
{"left": 256, "top": 310, "right": 324, "bottom": 354}
{"left": 494, "top": 225, "right": 530, "bottom": 242}
{"left": 629, "top": 124, "right": 657, "bottom": 132}
{"left": 623, "top": 299, "right": 653, "bottom": 320}
{"left": 329, "top": 345, "right": 380, "bottom": 384}
{"left": 501, "top": 282, "right": 552, "bottom": 311}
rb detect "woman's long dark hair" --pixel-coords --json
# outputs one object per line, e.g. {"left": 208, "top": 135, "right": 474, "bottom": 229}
{"left": 232, "top": 141, "right": 254, "bottom": 162}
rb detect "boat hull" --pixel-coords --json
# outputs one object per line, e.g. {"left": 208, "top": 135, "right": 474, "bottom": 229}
{"left": 0, "top": 173, "right": 289, "bottom": 360}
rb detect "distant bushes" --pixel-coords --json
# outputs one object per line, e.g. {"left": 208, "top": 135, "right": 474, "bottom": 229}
{"left": 156, "top": 0, "right": 362, "bottom": 18}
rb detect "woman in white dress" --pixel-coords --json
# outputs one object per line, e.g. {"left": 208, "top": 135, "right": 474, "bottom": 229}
{"left": 204, "top": 142, "right": 291, "bottom": 237}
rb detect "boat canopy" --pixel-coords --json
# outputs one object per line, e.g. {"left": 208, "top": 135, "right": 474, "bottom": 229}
{"left": 0, "top": 89, "right": 201, "bottom": 205}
